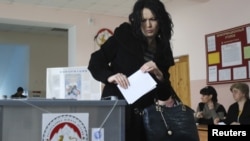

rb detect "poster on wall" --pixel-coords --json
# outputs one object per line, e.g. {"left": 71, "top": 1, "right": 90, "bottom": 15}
{"left": 42, "top": 113, "right": 89, "bottom": 141}
{"left": 205, "top": 23, "right": 250, "bottom": 84}
{"left": 46, "top": 66, "right": 101, "bottom": 100}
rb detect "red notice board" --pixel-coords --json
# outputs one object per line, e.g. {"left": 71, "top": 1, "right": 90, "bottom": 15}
{"left": 205, "top": 23, "right": 250, "bottom": 85}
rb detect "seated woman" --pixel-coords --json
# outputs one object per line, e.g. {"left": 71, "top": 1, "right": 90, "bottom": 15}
{"left": 215, "top": 82, "right": 250, "bottom": 125}
{"left": 195, "top": 86, "right": 227, "bottom": 124}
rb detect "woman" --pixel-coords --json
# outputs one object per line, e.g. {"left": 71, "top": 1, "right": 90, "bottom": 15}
{"left": 216, "top": 82, "right": 250, "bottom": 125}
{"left": 195, "top": 86, "right": 227, "bottom": 125}
{"left": 88, "top": 0, "right": 175, "bottom": 140}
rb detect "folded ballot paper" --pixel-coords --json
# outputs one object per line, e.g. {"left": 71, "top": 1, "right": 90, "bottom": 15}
{"left": 117, "top": 70, "right": 157, "bottom": 104}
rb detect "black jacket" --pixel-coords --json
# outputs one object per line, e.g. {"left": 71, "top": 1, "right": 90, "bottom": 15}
{"left": 223, "top": 99, "right": 250, "bottom": 125}
{"left": 11, "top": 93, "right": 27, "bottom": 98}
{"left": 88, "top": 22, "right": 174, "bottom": 108}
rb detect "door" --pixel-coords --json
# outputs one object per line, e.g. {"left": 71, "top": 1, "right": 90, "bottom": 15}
{"left": 169, "top": 55, "right": 191, "bottom": 106}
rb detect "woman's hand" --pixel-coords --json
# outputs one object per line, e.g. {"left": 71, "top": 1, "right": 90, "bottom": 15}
{"left": 107, "top": 73, "right": 130, "bottom": 89}
{"left": 140, "top": 61, "right": 163, "bottom": 81}
{"left": 230, "top": 122, "right": 240, "bottom": 125}
{"left": 213, "top": 117, "right": 220, "bottom": 125}
{"left": 196, "top": 111, "right": 204, "bottom": 118}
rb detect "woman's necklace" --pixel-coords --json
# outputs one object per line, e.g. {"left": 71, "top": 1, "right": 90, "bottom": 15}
{"left": 237, "top": 99, "right": 245, "bottom": 122}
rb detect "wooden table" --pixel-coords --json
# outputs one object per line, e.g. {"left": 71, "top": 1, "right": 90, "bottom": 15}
{"left": 197, "top": 124, "right": 208, "bottom": 141}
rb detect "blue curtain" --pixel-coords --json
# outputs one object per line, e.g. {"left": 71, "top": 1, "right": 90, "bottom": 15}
{"left": 0, "top": 44, "right": 29, "bottom": 98}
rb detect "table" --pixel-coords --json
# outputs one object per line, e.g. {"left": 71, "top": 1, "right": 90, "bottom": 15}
{"left": 0, "top": 99, "right": 126, "bottom": 141}
{"left": 197, "top": 124, "right": 208, "bottom": 141}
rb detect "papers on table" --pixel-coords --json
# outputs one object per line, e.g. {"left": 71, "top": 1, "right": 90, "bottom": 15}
{"left": 217, "top": 122, "right": 226, "bottom": 125}
{"left": 117, "top": 70, "right": 157, "bottom": 104}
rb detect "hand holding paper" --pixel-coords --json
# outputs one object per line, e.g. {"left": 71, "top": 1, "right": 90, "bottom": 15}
{"left": 117, "top": 70, "right": 157, "bottom": 104}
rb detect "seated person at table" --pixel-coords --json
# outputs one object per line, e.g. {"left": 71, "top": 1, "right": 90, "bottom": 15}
{"left": 11, "top": 87, "right": 27, "bottom": 99}
{"left": 195, "top": 86, "right": 226, "bottom": 124}
{"left": 215, "top": 82, "right": 250, "bottom": 125}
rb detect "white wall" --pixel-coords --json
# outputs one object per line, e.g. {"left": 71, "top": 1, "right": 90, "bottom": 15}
{"left": 0, "top": 2, "right": 126, "bottom": 97}
{"left": 165, "top": 0, "right": 250, "bottom": 110}
{"left": 0, "top": 2, "right": 126, "bottom": 66}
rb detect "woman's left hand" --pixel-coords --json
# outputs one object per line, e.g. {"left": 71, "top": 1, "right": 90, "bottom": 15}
{"left": 140, "top": 61, "right": 163, "bottom": 80}
{"left": 230, "top": 122, "right": 240, "bottom": 125}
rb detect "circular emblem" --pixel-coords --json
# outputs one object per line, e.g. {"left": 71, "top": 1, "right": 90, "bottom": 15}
{"left": 42, "top": 114, "right": 88, "bottom": 141}
{"left": 94, "top": 28, "right": 113, "bottom": 47}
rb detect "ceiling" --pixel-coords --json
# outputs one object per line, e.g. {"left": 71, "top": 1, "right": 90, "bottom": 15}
{"left": 0, "top": 0, "right": 139, "bottom": 35}
{"left": 0, "top": 0, "right": 208, "bottom": 35}
{"left": 0, "top": 0, "right": 142, "bottom": 17}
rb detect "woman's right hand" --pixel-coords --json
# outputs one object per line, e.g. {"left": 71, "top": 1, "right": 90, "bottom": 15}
{"left": 213, "top": 117, "right": 220, "bottom": 125}
{"left": 108, "top": 73, "right": 130, "bottom": 89}
{"left": 196, "top": 111, "right": 203, "bottom": 118}
{"left": 140, "top": 61, "right": 164, "bottom": 81}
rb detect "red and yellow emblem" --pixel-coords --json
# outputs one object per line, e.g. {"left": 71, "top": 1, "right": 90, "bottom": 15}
{"left": 94, "top": 28, "right": 113, "bottom": 47}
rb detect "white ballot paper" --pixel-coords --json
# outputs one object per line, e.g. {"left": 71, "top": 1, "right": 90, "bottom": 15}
{"left": 117, "top": 70, "right": 157, "bottom": 104}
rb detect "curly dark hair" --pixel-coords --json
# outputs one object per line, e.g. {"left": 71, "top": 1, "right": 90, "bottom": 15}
{"left": 129, "top": 0, "right": 173, "bottom": 41}
{"left": 128, "top": 0, "right": 174, "bottom": 67}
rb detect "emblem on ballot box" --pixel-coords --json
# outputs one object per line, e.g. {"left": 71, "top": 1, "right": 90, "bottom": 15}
{"left": 42, "top": 113, "right": 89, "bottom": 141}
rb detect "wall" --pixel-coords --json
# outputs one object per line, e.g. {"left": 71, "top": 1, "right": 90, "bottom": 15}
{"left": 0, "top": 2, "right": 126, "bottom": 65}
{"left": 165, "top": 0, "right": 250, "bottom": 110}
{"left": 0, "top": 31, "right": 68, "bottom": 96}
{"left": 0, "top": 2, "right": 126, "bottom": 97}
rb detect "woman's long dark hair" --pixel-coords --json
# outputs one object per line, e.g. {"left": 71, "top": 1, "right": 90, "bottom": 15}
{"left": 129, "top": 0, "right": 174, "bottom": 67}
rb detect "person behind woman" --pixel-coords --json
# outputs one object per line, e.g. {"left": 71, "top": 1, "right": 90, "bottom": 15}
{"left": 215, "top": 82, "right": 250, "bottom": 125}
{"left": 88, "top": 0, "right": 175, "bottom": 140}
{"left": 11, "top": 87, "right": 27, "bottom": 99}
{"left": 195, "top": 86, "right": 226, "bottom": 125}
